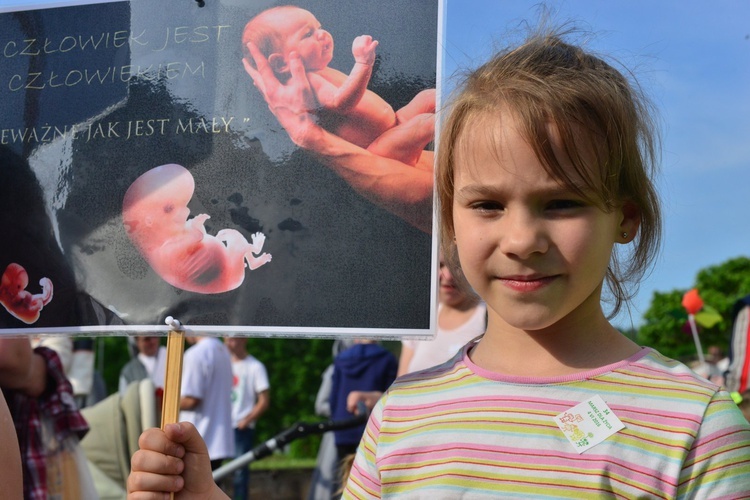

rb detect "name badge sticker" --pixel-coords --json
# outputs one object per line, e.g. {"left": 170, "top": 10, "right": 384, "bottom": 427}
{"left": 554, "top": 395, "right": 625, "bottom": 454}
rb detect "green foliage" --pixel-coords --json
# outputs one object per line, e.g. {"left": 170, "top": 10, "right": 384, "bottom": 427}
{"left": 244, "top": 337, "right": 334, "bottom": 458}
{"left": 94, "top": 336, "right": 132, "bottom": 395}
{"left": 638, "top": 257, "right": 750, "bottom": 361}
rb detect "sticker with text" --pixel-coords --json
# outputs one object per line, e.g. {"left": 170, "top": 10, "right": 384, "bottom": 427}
{"left": 554, "top": 395, "right": 625, "bottom": 453}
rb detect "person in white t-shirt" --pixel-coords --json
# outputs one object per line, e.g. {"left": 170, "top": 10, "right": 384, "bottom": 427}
{"left": 399, "top": 254, "right": 486, "bottom": 376}
{"left": 225, "top": 337, "right": 270, "bottom": 500}
{"left": 179, "top": 336, "right": 234, "bottom": 471}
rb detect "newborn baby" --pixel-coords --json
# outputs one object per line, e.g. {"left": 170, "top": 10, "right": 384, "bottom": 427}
{"left": 242, "top": 6, "right": 435, "bottom": 167}
{"left": 122, "top": 164, "right": 271, "bottom": 294}
{"left": 0, "top": 263, "right": 53, "bottom": 324}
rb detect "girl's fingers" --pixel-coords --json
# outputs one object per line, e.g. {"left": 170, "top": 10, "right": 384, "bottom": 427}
{"left": 128, "top": 443, "right": 184, "bottom": 494}
{"left": 163, "top": 422, "right": 211, "bottom": 457}
{"left": 127, "top": 468, "right": 184, "bottom": 495}
{"left": 137, "top": 427, "right": 186, "bottom": 459}
{"left": 131, "top": 448, "right": 185, "bottom": 476}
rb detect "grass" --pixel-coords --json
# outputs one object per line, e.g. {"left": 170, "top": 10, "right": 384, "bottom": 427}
{"left": 249, "top": 453, "right": 317, "bottom": 471}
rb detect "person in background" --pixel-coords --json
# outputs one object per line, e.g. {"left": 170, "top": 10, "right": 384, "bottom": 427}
{"left": 329, "top": 339, "right": 397, "bottom": 495}
{"left": 398, "top": 253, "right": 486, "bottom": 376}
{"left": 308, "top": 339, "right": 355, "bottom": 500}
{"left": 67, "top": 338, "right": 102, "bottom": 408}
{"left": 0, "top": 389, "right": 23, "bottom": 499}
{"left": 180, "top": 335, "right": 234, "bottom": 472}
{"left": 738, "top": 390, "right": 750, "bottom": 423}
{"left": 706, "top": 344, "right": 730, "bottom": 386}
{"left": 0, "top": 338, "right": 90, "bottom": 500}
{"left": 224, "top": 336, "right": 270, "bottom": 500}
{"left": 119, "top": 335, "right": 167, "bottom": 395}
{"left": 31, "top": 336, "right": 102, "bottom": 408}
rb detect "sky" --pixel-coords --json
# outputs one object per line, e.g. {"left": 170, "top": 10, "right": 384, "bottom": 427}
{"left": 441, "top": 0, "right": 750, "bottom": 328}
{"left": 2, "top": 0, "right": 749, "bottom": 330}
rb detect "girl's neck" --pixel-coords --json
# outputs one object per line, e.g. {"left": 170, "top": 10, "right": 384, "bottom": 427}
{"left": 469, "top": 310, "right": 639, "bottom": 378}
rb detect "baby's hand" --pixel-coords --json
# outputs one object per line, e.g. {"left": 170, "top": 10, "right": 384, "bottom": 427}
{"left": 352, "top": 35, "right": 378, "bottom": 65}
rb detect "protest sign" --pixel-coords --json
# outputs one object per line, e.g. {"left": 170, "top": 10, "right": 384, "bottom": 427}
{"left": 0, "top": 0, "right": 439, "bottom": 337}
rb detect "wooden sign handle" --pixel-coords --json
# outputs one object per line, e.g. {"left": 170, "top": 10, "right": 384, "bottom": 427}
{"left": 161, "top": 328, "right": 185, "bottom": 427}
{"left": 160, "top": 327, "right": 185, "bottom": 500}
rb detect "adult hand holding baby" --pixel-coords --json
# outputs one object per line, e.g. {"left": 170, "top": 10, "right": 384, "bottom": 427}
{"left": 243, "top": 42, "right": 433, "bottom": 234}
{"left": 243, "top": 43, "right": 322, "bottom": 149}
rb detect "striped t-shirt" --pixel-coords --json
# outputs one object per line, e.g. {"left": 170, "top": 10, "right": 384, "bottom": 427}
{"left": 343, "top": 345, "right": 750, "bottom": 499}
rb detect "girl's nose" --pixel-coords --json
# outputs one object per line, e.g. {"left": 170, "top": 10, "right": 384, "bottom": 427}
{"left": 498, "top": 211, "right": 548, "bottom": 259}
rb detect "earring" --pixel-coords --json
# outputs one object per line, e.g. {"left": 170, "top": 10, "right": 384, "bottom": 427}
{"left": 622, "top": 232, "right": 628, "bottom": 239}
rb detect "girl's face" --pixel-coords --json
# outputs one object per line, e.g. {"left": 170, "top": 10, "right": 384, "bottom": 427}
{"left": 451, "top": 112, "right": 632, "bottom": 334}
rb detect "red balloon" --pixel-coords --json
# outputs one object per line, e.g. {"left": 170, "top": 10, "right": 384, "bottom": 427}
{"left": 682, "top": 288, "right": 703, "bottom": 315}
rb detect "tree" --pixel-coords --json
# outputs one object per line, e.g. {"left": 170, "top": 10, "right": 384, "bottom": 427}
{"left": 245, "top": 337, "right": 334, "bottom": 458}
{"left": 638, "top": 257, "right": 750, "bottom": 361}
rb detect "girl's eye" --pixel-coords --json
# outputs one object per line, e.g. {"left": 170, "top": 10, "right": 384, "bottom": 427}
{"left": 547, "top": 199, "right": 584, "bottom": 210}
{"left": 470, "top": 201, "right": 504, "bottom": 212}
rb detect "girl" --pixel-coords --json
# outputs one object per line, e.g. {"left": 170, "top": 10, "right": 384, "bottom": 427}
{"left": 126, "top": 26, "right": 750, "bottom": 500}
{"left": 341, "top": 28, "right": 750, "bottom": 498}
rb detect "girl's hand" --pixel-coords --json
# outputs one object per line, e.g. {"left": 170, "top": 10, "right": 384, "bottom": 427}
{"left": 127, "top": 422, "right": 228, "bottom": 500}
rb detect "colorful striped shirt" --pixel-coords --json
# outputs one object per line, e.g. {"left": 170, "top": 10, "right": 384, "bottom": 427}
{"left": 343, "top": 345, "right": 750, "bottom": 499}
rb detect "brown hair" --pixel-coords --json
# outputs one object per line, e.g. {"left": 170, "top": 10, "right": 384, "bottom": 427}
{"left": 335, "top": 453, "right": 356, "bottom": 496}
{"left": 437, "top": 26, "right": 662, "bottom": 318}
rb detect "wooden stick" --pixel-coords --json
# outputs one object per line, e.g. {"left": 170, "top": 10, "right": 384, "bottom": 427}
{"left": 161, "top": 328, "right": 185, "bottom": 429}
{"left": 160, "top": 327, "right": 185, "bottom": 500}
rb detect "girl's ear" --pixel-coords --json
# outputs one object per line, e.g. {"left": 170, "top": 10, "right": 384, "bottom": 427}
{"left": 268, "top": 53, "right": 288, "bottom": 74}
{"left": 618, "top": 201, "right": 640, "bottom": 243}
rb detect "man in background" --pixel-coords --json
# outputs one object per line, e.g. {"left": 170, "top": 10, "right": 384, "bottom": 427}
{"left": 225, "top": 337, "right": 270, "bottom": 500}
{"left": 180, "top": 336, "right": 234, "bottom": 471}
{"left": 119, "top": 336, "right": 167, "bottom": 394}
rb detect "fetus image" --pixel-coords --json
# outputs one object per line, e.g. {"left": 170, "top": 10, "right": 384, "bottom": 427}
{"left": 122, "top": 164, "right": 272, "bottom": 294}
{"left": 0, "top": 263, "right": 53, "bottom": 324}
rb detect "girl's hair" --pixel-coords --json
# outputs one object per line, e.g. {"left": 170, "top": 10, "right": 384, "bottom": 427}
{"left": 336, "top": 453, "right": 356, "bottom": 496}
{"left": 437, "top": 26, "right": 662, "bottom": 318}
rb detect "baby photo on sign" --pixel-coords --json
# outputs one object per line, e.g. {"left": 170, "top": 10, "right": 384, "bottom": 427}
{"left": 0, "top": 0, "right": 438, "bottom": 336}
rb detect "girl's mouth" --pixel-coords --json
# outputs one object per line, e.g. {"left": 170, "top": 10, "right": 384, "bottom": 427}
{"left": 499, "top": 275, "right": 557, "bottom": 292}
